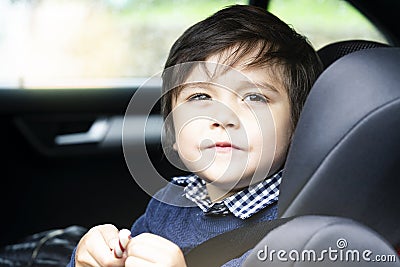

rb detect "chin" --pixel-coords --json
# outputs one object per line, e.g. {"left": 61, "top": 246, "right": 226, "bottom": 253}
{"left": 202, "top": 173, "right": 251, "bottom": 190}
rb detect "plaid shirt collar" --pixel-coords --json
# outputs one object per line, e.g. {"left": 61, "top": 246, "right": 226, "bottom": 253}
{"left": 174, "top": 170, "right": 282, "bottom": 220}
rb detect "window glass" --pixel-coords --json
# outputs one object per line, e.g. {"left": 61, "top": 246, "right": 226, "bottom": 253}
{"left": 268, "top": 0, "right": 389, "bottom": 50}
{"left": 0, "top": 0, "right": 245, "bottom": 88}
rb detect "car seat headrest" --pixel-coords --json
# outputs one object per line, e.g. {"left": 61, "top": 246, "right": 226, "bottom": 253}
{"left": 278, "top": 47, "right": 400, "bottom": 246}
{"left": 243, "top": 216, "right": 400, "bottom": 267}
{"left": 317, "top": 40, "right": 389, "bottom": 69}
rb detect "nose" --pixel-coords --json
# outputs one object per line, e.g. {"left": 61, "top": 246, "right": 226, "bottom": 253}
{"left": 209, "top": 101, "right": 240, "bottom": 129}
{"left": 211, "top": 120, "right": 236, "bottom": 129}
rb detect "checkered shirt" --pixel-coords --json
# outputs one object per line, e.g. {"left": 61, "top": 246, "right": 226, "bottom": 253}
{"left": 172, "top": 170, "right": 282, "bottom": 220}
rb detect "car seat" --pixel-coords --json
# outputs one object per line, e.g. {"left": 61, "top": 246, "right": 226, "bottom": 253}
{"left": 278, "top": 47, "right": 400, "bottom": 247}
{"left": 243, "top": 215, "right": 399, "bottom": 266}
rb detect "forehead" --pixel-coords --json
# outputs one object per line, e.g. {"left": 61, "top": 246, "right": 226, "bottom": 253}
{"left": 181, "top": 51, "right": 285, "bottom": 95}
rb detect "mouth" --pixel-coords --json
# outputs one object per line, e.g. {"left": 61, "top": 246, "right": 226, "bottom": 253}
{"left": 207, "top": 142, "right": 242, "bottom": 153}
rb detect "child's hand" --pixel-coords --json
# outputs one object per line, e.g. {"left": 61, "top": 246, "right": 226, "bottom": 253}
{"left": 75, "top": 224, "right": 125, "bottom": 267}
{"left": 125, "top": 233, "right": 187, "bottom": 267}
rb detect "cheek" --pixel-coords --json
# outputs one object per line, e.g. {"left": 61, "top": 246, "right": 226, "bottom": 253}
{"left": 173, "top": 118, "right": 206, "bottom": 155}
{"left": 253, "top": 123, "right": 276, "bottom": 166}
{"left": 271, "top": 111, "right": 292, "bottom": 170}
{"left": 274, "top": 110, "right": 292, "bottom": 151}
{"left": 174, "top": 121, "right": 196, "bottom": 147}
{"left": 243, "top": 110, "right": 276, "bottom": 151}
{"left": 244, "top": 108, "right": 290, "bottom": 173}
{"left": 172, "top": 103, "right": 207, "bottom": 142}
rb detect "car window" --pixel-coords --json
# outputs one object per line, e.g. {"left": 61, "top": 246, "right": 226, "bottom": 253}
{"left": 268, "top": 0, "right": 390, "bottom": 50}
{"left": 0, "top": 0, "right": 245, "bottom": 89}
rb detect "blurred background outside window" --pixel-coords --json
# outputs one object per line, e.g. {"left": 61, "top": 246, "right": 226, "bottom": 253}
{"left": 0, "top": 0, "right": 388, "bottom": 88}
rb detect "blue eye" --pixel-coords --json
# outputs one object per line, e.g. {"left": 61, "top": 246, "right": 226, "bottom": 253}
{"left": 187, "top": 93, "right": 212, "bottom": 101}
{"left": 243, "top": 94, "right": 268, "bottom": 103}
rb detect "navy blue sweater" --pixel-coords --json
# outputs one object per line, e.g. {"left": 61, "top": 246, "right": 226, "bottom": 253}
{"left": 68, "top": 181, "right": 278, "bottom": 266}
{"left": 130, "top": 181, "right": 278, "bottom": 265}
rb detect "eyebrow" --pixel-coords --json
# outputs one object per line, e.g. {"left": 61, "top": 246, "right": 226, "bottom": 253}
{"left": 178, "top": 82, "right": 216, "bottom": 93}
{"left": 174, "top": 82, "right": 212, "bottom": 99}
{"left": 238, "top": 80, "right": 281, "bottom": 94}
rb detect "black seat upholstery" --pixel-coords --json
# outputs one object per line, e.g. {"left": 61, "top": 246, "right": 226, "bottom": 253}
{"left": 243, "top": 215, "right": 400, "bottom": 266}
{"left": 278, "top": 47, "right": 400, "bottom": 247}
{"left": 317, "top": 39, "right": 389, "bottom": 69}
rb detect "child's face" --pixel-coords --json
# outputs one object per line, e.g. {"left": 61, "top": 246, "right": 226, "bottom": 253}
{"left": 170, "top": 53, "right": 292, "bottom": 192}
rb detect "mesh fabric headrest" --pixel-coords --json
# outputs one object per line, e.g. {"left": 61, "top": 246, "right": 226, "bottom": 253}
{"left": 318, "top": 39, "right": 389, "bottom": 69}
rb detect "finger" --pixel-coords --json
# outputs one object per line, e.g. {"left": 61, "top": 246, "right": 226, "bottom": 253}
{"left": 109, "top": 238, "right": 119, "bottom": 254}
{"left": 127, "top": 233, "right": 185, "bottom": 266}
{"left": 129, "top": 233, "right": 179, "bottom": 253}
{"left": 84, "top": 225, "right": 125, "bottom": 266}
{"left": 113, "top": 228, "right": 131, "bottom": 258}
{"left": 76, "top": 235, "right": 106, "bottom": 267}
{"left": 126, "top": 241, "right": 157, "bottom": 263}
{"left": 97, "top": 224, "right": 120, "bottom": 249}
{"left": 125, "top": 256, "right": 157, "bottom": 267}
{"left": 75, "top": 245, "right": 102, "bottom": 267}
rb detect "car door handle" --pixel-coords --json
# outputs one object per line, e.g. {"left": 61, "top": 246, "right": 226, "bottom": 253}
{"left": 54, "top": 118, "right": 110, "bottom": 145}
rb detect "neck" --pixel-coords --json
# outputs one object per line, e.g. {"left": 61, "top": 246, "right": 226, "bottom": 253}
{"left": 205, "top": 183, "right": 238, "bottom": 203}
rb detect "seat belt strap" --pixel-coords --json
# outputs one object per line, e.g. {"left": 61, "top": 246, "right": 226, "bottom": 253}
{"left": 185, "top": 217, "right": 292, "bottom": 267}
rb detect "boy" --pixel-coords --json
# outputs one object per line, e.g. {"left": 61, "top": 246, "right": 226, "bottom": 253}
{"left": 69, "top": 4, "right": 322, "bottom": 267}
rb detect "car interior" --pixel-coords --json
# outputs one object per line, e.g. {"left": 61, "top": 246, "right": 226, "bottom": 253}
{"left": 0, "top": 0, "right": 399, "bottom": 266}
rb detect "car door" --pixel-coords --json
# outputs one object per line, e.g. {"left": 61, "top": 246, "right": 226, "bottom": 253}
{"left": 0, "top": 0, "right": 245, "bottom": 246}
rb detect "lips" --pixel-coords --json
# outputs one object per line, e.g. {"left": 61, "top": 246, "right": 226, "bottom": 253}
{"left": 208, "top": 141, "right": 242, "bottom": 152}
